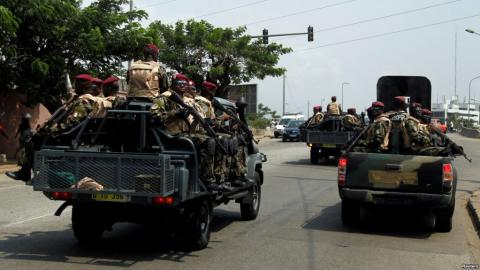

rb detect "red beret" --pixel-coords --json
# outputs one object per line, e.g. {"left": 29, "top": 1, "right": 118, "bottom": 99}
{"left": 421, "top": 108, "right": 432, "bottom": 115}
{"left": 371, "top": 101, "right": 384, "bottom": 107}
{"left": 366, "top": 106, "right": 373, "bottom": 112}
{"left": 147, "top": 43, "right": 159, "bottom": 53}
{"left": 75, "top": 74, "right": 92, "bottom": 81}
{"left": 91, "top": 77, "right": 103, "bottom": 85}
{"left": 394, "top": 96, "right": 406, "bottom": 103}
{"left": 102, "top": 76, "right": 119, "bottom": 86}
{"left": 173, "top": 73, "right": 188, "bottom": 81}
{"left": 202, "top": 81, "right": 217, "bottom": 91}
{"left": 313, "top": 105, "right": 322, "bottom": 110}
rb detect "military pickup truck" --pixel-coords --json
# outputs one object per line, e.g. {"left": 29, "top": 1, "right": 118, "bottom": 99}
{"left": 304, "top": 115, "right": 357, "bottom": 164}
{"left": 31, "top": 96, "right": 265, "bottom": 250}
{"left": 338, "top": 76, "right": 461, "bottom": 232}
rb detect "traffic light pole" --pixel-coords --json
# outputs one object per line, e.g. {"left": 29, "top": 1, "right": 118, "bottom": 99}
{"left": 250, "top": 32, "right": 309, "bottom": 38}
{"left": 252, "top": 26, "right": 314, "bottom": 44}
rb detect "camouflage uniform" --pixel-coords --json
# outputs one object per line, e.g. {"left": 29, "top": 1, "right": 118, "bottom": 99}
{"left": 366, "top": 114, "right": 391, "bottom": 152}
{"left": 50, "top": 94, "right": 99, "bottom": 134}
{"left": 307, "top": 112, "right": 324, "bottom": 127}
{"left": 342, "top": 114, "right": 361, "bottom": 130}
{"left": 403, "top": 116, "right": 432, "bottom": 154}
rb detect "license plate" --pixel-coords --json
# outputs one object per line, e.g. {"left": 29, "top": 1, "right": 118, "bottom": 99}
{"left": 322, "top": 144, "right": 336, "bottom": 148}
{"left": 92, "top": 193, "right": 130, "bottom": 202}
{"left": 368, "top": 171, "right": 418, "bottom": 189}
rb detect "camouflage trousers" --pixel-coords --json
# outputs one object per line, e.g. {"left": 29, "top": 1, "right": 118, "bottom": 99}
{"left": 187, "top": 134, "right": 216, "bottom": 184}
{"left": 229, "top": 144, "right": 247, "bottom": 179}
{"left": 214, "top": 134, "right": 231, "bottom": 183}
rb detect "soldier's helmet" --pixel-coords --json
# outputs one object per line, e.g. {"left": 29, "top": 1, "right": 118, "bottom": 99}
{"left": 347, "top": 108, "right": 356, "bottom": 115}
{"left": 144, "top": 43, "right": 160, "bottom": 60}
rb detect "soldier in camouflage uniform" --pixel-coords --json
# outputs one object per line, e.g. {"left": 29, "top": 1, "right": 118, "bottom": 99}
{"left": 151, "top": 74, "right": 222, "bottom": 189}
{"left": 102, "top": 76, "right": 126, "bottom": 109}
{"left": 366, "top": 101, "right": 391, "bottom": 153}
{"left": 343, "top": 108, "right": 361, "bottom": 131}
{"left": 327, "top": 96, "right": 342, "bottom": 116}
{"left": 306, "top": 106, "right": 324, "bottom": 127}
{"left": 127, "top": 44, "right": 168, "bottom": 100}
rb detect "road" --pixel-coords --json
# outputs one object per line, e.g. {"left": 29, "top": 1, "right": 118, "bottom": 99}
{"left": 0, "top": 133, "right": 479, "bottom": 270}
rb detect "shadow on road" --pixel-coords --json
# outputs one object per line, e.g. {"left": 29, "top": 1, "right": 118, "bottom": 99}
{"left": 283, "top": 158, "right": 338, "bottom": 167}
{"left": 302, "top": 203, "right": 433, "bottom": 239}
{"left": 0, "top": 210, "right": 243, "bottom": 267}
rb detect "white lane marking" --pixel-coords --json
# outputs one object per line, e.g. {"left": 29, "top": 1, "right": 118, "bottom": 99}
{"left": 1, "top": 209, "right": 71, "bottom": 228}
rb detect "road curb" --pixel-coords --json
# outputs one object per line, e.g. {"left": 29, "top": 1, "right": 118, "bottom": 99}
{"left": 467, "top": 190, "right": 480, "bottom": 234}
{"left": 0, "top": 163, "right": 19, "bottom": 174}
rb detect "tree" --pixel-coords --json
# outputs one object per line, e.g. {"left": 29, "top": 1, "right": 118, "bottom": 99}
{"left": 0, "top": 0, "right": 150, "bottom": 110}
{"left": 147, "top": 20, "right": 292, "bottom": 97}
{"left": 247, "top": 103, "right": 276, "bottom": 129}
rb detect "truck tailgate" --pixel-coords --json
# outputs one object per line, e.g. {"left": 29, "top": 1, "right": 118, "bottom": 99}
{"left": 345, "top": 152, "right": 450, "bottom": 193}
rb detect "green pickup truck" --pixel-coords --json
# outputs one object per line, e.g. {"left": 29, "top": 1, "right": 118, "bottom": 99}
{"left": 338, "top": 76, "right": 461, "bottom": 232}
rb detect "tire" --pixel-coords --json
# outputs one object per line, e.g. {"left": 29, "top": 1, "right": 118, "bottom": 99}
{"left": 184, "top": 199, "right": 212, "bottom": 250}
{"left": 341, "top": 200, "right": 360, "bottom": 226}
{"left": 310, "top": 148, "right": 319, "bottom": 164}
{"left": 435, "top": 198, "right": 455, "bottom": 232}
{"left": 274, "top": 134, "right": 279, "bottom": 138}
{"left": 240, "top": 172, "right": 262, "bottom": 221}
{"left": 282, "top": 137, "right": 286, "bottom": 142}
{"left": 72, "top": 204, "right": 106, "bottom": 245}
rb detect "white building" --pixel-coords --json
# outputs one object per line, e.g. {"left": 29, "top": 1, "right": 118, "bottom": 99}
{"left": 431, "top": 96, "right": 480, "bottom": 127}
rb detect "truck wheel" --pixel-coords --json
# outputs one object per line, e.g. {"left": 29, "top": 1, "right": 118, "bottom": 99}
{"left": 184, "top": 199, "right": 212, "bottom": 250}
{"left": 341, "top": 200, "right": 360, "bottom": 226}
{"left": 310, "top": 148, "right": 319, "bottom": 164}
{"left": 240, "top": 172, "right": 261, "bottom": 221}
{"left": 282, "top": 137, "right": 286, "bottom": 142}
{"left": 72, "top": 204, "right": 106, "bottom": 245}
{"left": 435, "top": 200, "right": 455, "bottom": 232}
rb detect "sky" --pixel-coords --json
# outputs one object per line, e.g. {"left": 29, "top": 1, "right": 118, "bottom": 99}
{"left": 85, "top": 0, "right": 480, "bottom": 116}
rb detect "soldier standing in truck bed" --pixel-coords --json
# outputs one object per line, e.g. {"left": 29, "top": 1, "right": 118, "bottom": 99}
{"left": 327, "top": 96, "right": 342, "bottom": 116}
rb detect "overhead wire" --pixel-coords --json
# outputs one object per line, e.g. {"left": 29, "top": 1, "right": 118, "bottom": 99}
{"left": 274, "top": 0, "right": 462, "bottom": 41}
{"left": 291, "top": 14, "right": 480, "bottom": 52}
{"left": 193, "top": 0, "right": 271, "bottom": 19}
{"left": 243, "top": 0, "right": 356, "bottom": 26}
{"left": 138, "top": 0, "right": 179, "bottom": 9}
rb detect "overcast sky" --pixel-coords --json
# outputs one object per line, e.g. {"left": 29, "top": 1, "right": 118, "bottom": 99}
{"left": 86, "top": 0, "right": 480, "bottom": 115}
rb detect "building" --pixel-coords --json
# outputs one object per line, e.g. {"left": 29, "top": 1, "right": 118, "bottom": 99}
{"left": 431, "top": 96, "right": 480, "bottom": 127}
{"left": 226, "top": 84, "right": 257, "bottom": 114}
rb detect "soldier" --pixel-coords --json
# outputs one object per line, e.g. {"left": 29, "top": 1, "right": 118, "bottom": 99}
{"left": 91, "top": 77, "right": 104, "bottom": 97}
{"left": 343, "top": 108, "right": 361, "bottom": 130}
{"left": 102, "top": 76, "right": 126, "bottom": 109}
{"left": 127, "top": 43, "right": 168, "bottom": 100}
{"left": 366, "top": 101, "right": 391, "bottom": 153}
{"left": 151, "top": 74, "right": 223, "bottom": 190}
{"left": 410, "top": 102, "right": 423, "bottom": 120}
{"left": 6, "top": 113, "right": 33, "bottom": 181}
{"left": 306, "top": 106, "right": 324, "bottom": 127}
{"left": 327, "top": 96, "right": 342, "bottom": 115}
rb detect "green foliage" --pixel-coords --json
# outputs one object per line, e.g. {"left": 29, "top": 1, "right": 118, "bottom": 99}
{"left": 0, "top": 0, "right": 149, "bottom": 109}
{"left": 147, "top": 20, "right": 292, "bottom": 97}
{"left": 247, "top": 103, "right": 275, "bottom": 129}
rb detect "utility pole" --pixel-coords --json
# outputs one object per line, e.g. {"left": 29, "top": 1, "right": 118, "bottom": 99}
{"left": 454, "top": 31, "right": 457, "bottom": 98}
{"left": 128, "top": 0, "right": 133, "bottom": 69}
{"left": 282, "top": 74, "right": 286, "bottom": 115}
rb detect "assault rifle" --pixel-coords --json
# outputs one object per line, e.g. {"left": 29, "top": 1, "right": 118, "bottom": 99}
{"left": 429, "top": 125, "right": 472, "bottom": 162}
{"left": 39, "top": 94, "right": 78, "bottom": 132}
{"left": 168, "top": 92, "right": 227, "bottom": 154}
{"left": 212, "top": 98, "right": 258, "bottom": 144}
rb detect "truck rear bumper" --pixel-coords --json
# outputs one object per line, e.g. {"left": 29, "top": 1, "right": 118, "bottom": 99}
{"left": 339, "top": 188, "right": 452, "bottom": 209}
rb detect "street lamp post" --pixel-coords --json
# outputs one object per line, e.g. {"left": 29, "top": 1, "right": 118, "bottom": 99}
{"left": 468, "top": 75, "right": 480, "bottom": 124}
{"left": 341, "top": 82, "right": 350, "bottom": 110}
{"left": 466, "top": 29, "right": 480, "bottom": 36}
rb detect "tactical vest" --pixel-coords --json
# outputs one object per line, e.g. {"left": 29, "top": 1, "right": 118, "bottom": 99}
{"left": 127, "top": 61, "right": 165, "bottom": 98}
{"left": 327, "top": 102, "right": 340, "bottom": 115}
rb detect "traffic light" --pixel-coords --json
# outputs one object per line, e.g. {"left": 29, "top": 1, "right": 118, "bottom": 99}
{"left": 262, "top": 28, "right": 268, "bottom": 44}
{"left": 308, "top": 26, "right": 314, "bottom": 42}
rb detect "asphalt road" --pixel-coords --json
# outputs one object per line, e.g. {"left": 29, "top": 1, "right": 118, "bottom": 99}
{"left": 0, "top": 133, "right": 480, "bottom": 270}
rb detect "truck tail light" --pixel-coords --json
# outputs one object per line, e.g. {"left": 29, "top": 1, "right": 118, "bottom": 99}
{"left": 152, "top": 196, "right": 174, "bottom": 205}
{"left": 51, "top": 192, "right": 72, "bottom": 200}
{"left": 442, "top": 163, "right": 453, "bottom": 191}
{"left": 338, "top": 158, "right": 347, "bottom": 186}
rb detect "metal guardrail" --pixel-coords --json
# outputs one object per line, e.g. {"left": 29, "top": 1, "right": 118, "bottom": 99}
{"left": 33, "top": 150, "right": 176, "bottom": 197}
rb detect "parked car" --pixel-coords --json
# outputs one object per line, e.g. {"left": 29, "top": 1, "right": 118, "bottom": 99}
{"left": 282, "top": 120, "right": 305, "bottom": 142}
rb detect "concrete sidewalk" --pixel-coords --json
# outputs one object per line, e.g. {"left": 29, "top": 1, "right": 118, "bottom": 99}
{"left": 468, "top": 190, "right": 480, "bottom": 234}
